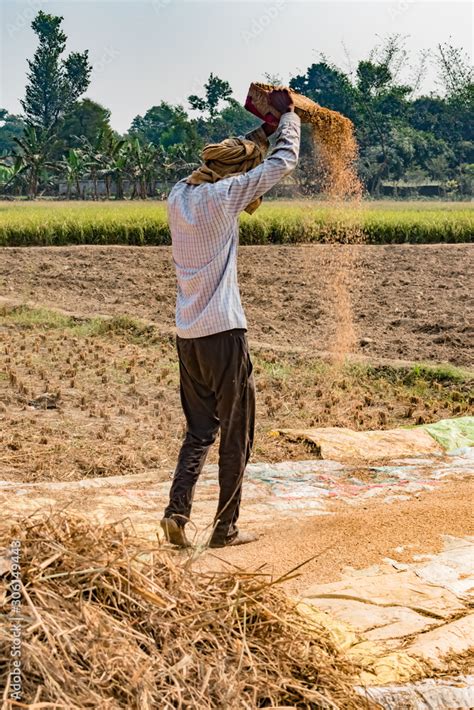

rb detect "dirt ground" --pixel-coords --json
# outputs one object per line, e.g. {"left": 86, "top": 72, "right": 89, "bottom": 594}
{"left": 1, "top": 243, "right": 473, "bottom": 366}
{"left": 1, "top": 302, "right": 472, "bottom": 483}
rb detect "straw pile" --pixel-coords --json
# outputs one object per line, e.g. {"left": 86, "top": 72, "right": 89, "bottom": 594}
{"left": 0, "top": 512, "right": 372, "bottom": 709}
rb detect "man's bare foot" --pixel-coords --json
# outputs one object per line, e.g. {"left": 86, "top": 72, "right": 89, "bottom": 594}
{"left": 209, "top": 531, "right": 258, "bottom": 548}
{"left": 160, "top": 517, "right": 192, "bottom": 548}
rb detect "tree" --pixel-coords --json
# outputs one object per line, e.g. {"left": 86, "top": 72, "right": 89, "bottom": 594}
{"left": 129, "top": 102, "right": 199, "bottom": 152}
{"left": 55, "top": 99, "right": 112, "bottom": 156}
{"left": 408, "top": 45, "right": 473, "bottom": 182}
{"left": 290, "top": 61, "right": 357, "bottom": 120}
{"left": 125, "top": 139, "right": 160, "bottom": 199}
{"left": 0, "top": 157, "right": 28, "bottom": 195}
{"left": 105, "top": 140, "right": 129, "bottom": 200}
{"left": 75, "top": 128, "right": 127, "bottom": 200}
{"left": 0, "top": 110, "right": 25, "bottom": 156}
{"left": 352, "top": 38, "right": 412, "bottom": 193}
{"left": 60, "top": 148, "right": 90, "bottom": 198}
{"left": 435, "top": 43, "right": 473, "bottom": 108}
{"left": 21, "top": 11, "right": 91, "bottom": 135}
{"left": 194, "top": 98, "right": 259, "bottom": 144}
{"left": 188, "top": 74, "right": 233, "bottom": 119}
{"left": 155, "top": 143, "right": 199, "bottom": 187}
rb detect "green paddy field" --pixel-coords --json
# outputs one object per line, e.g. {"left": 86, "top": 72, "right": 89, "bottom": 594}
{"left": 0, "top": 199, "right": 472, "bottom": 246}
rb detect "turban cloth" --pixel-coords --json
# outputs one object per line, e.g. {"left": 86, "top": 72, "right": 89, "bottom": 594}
{"left": 186, "top": 134, "right": 268, "bottom": 214}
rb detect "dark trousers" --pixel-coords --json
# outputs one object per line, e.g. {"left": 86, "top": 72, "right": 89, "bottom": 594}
{"left": 164, "top": 329, "right": 255, "bottom": 544}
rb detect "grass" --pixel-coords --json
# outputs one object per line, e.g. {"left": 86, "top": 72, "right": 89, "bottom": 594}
{"left": 1, "top": 304, "right": 159, "bottom": 342}
{"left": 0, "top": 199, "right": 472, "bottom": 246}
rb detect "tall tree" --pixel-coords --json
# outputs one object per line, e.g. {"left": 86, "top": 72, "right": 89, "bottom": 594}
{"left": 435, "top": 43, "right": 473, "bottom": 108}
{"left": 352, "top": 38, "right": 412, "bottom": 192}
{"left": 194, "top": 98, "right": 259, "bottom": 144}
{"left": 21, "top": 11, "right": 91, "bottom": 135}
{"left": 290, "top": 61, "right": 357, "bottom": 120}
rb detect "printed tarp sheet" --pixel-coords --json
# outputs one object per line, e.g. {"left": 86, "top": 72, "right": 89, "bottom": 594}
{"left": 2, "top": 449, "right": 473, "bottom": 531}
{"left": 1, "top": 447, "right": 473, "bottom": 529}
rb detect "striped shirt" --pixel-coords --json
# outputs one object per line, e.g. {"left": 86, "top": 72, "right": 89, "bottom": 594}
{"left": 168, "top": 111, "right": 301, "bottom": 338}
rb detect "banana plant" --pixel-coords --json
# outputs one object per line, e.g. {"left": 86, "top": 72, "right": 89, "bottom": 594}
{"left": 12, "top": 126, "right": 55, "bottom": 198}
{"left": 98, "top": 131, "right": 126, "bottom": 199}
{"left": 60, "top": 148, "right": 90, "bottom": 198}
{"left": 125, "top": 138, "right": 160, "bottom": 199}
{"left": 0, "top": 157, "right": 28, "bottom": 194}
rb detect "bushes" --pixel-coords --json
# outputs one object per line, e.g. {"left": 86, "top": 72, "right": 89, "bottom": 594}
{"left": 0, "top": 200, "right": 472, "bottom": 246}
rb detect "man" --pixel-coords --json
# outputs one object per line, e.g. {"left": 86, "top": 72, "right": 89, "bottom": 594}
{"left": 161, "top": 89, "right": 300, "bottom": 548}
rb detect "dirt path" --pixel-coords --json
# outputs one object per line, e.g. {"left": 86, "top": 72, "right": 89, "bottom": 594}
{"left": 1, "top": 244, "right": 472, "bottom": 365}
{"left": 208, "top": 480, "right": 474, "bottom": 595}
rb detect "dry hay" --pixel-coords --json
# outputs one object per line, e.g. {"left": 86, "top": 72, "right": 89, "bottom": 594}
{"left": 0, "top": 512, "right": 371, "bottom": 709}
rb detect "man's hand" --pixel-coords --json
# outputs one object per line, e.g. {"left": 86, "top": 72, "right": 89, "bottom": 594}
{"left": 269, "top": 88, "right": 295, "bottom": 115}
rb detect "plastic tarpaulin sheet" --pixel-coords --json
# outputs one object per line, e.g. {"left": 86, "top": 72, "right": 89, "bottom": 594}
{"left": 422, "top": 416, "right": 474, "bottom": 453}
{"left": 274, "top": 417, "right": 474, "bottom": 462}
{"left": 356, "top": 676, "right": 474, "bottom": 710}
{"left": 301, "top": 538, "right": 474, "bottom": 685}
{"left": 273, "top": 426, "right": 443, "bottom": 462}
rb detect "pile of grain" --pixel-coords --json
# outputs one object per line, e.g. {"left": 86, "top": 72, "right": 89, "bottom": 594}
{"left": 0, "top": 512, "right": 371, "bottom": 709}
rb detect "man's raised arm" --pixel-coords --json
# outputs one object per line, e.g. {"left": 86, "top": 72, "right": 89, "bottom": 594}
{"left": 213, "top": 90, "right": 301, "bottom": 217}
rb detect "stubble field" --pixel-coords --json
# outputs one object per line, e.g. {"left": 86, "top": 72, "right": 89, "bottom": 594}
{"left": 1, "top": 240, "right": 472, "bottom": 484}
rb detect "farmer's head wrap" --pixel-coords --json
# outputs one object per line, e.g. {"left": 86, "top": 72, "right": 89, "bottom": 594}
{"left": 186, "top": 134, "right": 268, "bottom": 214}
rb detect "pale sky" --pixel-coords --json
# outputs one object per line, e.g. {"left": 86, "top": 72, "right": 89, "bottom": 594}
{"left": 1, "top": 0, "right": 473, "bottom": 133}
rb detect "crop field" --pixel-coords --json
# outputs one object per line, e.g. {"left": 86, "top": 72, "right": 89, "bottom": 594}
{"left": 0, "top": 199, "right": 472, "bottom": 245}
{"left": 2, "top": 0, "right": 473, "bottom": 702}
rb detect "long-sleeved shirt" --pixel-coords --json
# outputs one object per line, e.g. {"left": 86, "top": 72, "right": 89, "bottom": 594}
{"left": 168, "top": 111, "right": 301, "bottom": 338}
